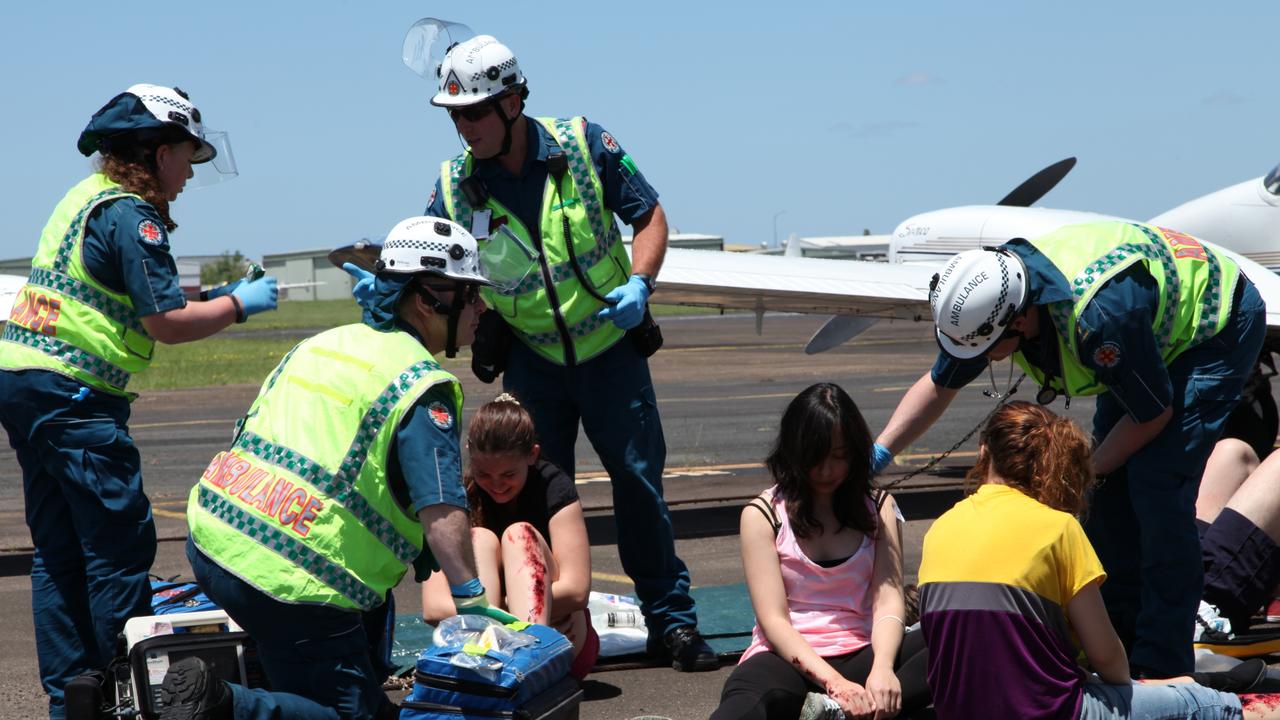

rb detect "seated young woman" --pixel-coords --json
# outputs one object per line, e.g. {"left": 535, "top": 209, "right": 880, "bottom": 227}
{"left": 422, "top": 393, "right": 598, "bottom": 679}
{"left": 711, "top": 383, "right": 931, "bottom": 720}
{"left": 919, "top": 400, "right": 1279, "bottom": 720}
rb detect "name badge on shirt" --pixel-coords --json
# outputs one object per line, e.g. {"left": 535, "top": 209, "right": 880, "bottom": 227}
{"left": 470, "top": 210, "right": 492, "bottom": 240}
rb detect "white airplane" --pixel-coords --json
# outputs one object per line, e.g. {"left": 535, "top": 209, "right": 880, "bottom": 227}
{"left": 653, "top": 158, "right": 1280, "bottom": 353}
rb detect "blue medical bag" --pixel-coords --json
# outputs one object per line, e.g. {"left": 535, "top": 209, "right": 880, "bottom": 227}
{"left": 399, "top": 622, "right": 579, "bottom": 719}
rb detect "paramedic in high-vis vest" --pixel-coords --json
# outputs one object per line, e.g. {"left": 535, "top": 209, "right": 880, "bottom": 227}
{"left": 162, "top": 217, "right": 515, "bottom": 720}
{"left": 420, "top": 32, "right": 716, "bottom": 671}
{"left": 0, "top": 84, "right": 278, "bottom": 719}
{"left": 872, "top": 222, "right": 1266, "bottom": 678}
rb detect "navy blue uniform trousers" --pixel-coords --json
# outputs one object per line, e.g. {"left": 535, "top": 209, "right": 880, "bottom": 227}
{"left": 0, "top": 369, "right": 155, "bottom": 719}
{"left": 1084, "top": 279, "right": 1267, "bottom": 676}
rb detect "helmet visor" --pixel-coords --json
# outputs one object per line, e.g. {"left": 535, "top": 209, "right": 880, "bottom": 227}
{"left": 188, "top": 131, "right": 238, "bottom": 189}
{"left": 482, "top": 225, "right": 541, "bottom": 295}
{"left": 403, "top": 18, "right": 474, "bottom": 80}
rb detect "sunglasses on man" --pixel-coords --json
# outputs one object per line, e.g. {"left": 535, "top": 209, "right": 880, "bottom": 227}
{"left": 447, "top": 102, "right": 498, "bottom": 124}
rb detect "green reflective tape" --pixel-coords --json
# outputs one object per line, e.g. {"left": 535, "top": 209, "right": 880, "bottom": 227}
{"left": 198, "top": 486, "right": 379, "bottom": 609}
{"left": 1, "top": 323, "right": 131, "bottom": 389}
{"left": 27, "top": 267, "right": 145, "bottom": 335}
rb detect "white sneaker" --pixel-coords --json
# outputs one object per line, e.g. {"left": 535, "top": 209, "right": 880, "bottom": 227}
{"left": 799, "top": 692, "right": 846, "bottom": 720}
{"left": 1195, "top": 600, "right": 1233, "bottom": 641}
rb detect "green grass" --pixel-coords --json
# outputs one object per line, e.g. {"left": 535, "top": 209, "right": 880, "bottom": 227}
{"left": 128, "top": 300, "right": 727, "bottom": 391}
{"left": 237, "top": 299, "right": 362, "bottom": 330}
{"left": 131, "top": 336, "right": 302, "bottom": 391}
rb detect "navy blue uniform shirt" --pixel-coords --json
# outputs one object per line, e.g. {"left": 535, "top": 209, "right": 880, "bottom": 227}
{"left": 82, "top": 196, "right": 187, "bottom": 316}
{"left": 931, "top": 239, "right": 1172, "bottom": 422}
{"left": 425, "top": 118, "right": 660, "bottom": 242}
{"left": 378, "top": 318, "right": 467, "bottom": 513}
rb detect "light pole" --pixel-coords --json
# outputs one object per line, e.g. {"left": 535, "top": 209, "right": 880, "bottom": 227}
{"left": 772, "top": 210, "right": 787, "bottom": 249}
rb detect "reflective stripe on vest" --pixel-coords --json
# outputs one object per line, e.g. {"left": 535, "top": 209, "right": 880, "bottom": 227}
{"left": 196, "top": 485, "right": 381, "bottom": 609}
{"left": 189, "top": 324, "right": 461, "bottom": 610}
{"left": 1014, "top": 221, "right": 1238, "bottom": 397}
{"left": 0, "top": 174, "right": 155, "bottom": 394}
{"left": 441, "top": 116, "right": 630, "bottom": 365}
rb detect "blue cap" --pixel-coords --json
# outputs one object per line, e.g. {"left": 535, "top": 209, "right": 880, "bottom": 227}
{"left": 77, "top": 84, "right": 215, "bottom": 161}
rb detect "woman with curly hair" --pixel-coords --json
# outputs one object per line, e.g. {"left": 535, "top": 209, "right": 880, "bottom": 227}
{"left": 0, "top": 84, "right": 278, "bottom": 718}
{"left": 423, "top": 393, "right": 598, "bottom": 679}
{"left": 711, "top": 382, "right": 931, "bottom": 720}
{"left": 920, "top": 401, "right": 1279, "bottom": 720}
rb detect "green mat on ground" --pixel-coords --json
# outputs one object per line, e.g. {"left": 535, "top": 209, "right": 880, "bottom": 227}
{"left": 390, "top": 582, "right": 756, "bottom": 671}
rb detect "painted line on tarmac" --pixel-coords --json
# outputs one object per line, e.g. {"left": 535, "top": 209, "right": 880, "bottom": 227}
{"left": 591, "top": 571, "right": 634, "bottom": 585}
{"left": 661, "top": 337, "right": 930, "bottom": 354}
{"left": 132, "top": 418, "right": 230, "bottom": 429}
{"left": 575, "top": 462, "right": 762, "bottom": 485}
{"left": 153, "top": 507, "right": 187, "bottom": 520}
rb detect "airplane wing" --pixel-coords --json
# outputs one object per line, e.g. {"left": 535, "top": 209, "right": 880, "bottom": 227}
{"left": 1204, "top": 243, "right": 1280, "bottom": 340}
{"left": 654, "top": 248, "right": 933, "bottom": 320}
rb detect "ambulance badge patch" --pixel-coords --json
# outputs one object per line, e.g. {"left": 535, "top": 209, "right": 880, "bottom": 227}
{"left": 1093, "top": 341, "right": 1121, "bottom": 368}
{"left": 427, "top": 401, "right": 453, "bottom": 430}
{"left": 137, "top": 219, "right": 164, "bottom": 245}
{"left": 600, "top": 131, "right": 620, "bottom": 153}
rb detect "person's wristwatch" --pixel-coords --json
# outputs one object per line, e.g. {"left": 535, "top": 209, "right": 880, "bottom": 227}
{"left": 633, "top": 273, "right": 656, "bottom": 295}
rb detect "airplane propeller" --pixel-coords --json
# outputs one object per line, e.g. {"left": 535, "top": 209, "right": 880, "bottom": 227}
{"left": 802, "top": 157, "right": 1078, "bottom": 354}
{"left": 996, "top": 157, "right": 1077, "bottom": 207}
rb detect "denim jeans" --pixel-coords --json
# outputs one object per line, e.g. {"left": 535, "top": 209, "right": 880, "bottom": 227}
{"left": 1077, "top": 681, "right": 1241, "bottom": 720}
{"left": 504, "top": 338, "right": 696, "bottom": 635}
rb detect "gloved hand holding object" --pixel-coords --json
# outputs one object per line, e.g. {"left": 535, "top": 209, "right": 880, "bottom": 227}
{"left": 231, "top": 276, "right": 279, "bottom": 320}
{"left": 343, "top": 262, "right": 376, "bottom": 309}
{"left": 871, "top": 443, "right": 894, "bottom": 475}
{"left": 597, "top": 275, "right": 650, "bottom": 330}
{"left": 451, "top": 578, "right": 520, "bottom": 624}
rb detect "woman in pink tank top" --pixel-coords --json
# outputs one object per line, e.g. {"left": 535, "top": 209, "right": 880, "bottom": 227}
{"left": 710, "top": 383, "right": 931, "bottom": 720}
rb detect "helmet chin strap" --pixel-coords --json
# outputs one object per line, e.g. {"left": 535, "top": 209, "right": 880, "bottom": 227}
{"left": 491, "top": 102, "right": 518, "bottom": 159}
{"left": 418, "top": 281, "right": 470, "bottom": 358}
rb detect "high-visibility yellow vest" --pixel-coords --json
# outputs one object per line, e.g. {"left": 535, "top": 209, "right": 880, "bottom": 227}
{"left": 187, "top": 323, "right": 462, "bottom": 611}
{"left": 1013, "top": 221, "right": 1239, "bottom": 397}
{"left": 0, "top": 173, "right": 156, "bottom": 395}
{"left": 441, "top": 117, "right": 631, "bottom": 365}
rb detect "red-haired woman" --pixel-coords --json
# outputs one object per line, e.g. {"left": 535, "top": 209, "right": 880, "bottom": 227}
{"left": 920, "top": 401, "right": 1277, "bottom": 720}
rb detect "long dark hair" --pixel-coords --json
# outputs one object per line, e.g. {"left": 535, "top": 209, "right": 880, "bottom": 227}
{"left": 965, "top": 401, "right": 1094, "bottom": 515}
{"left": 765, "top": 383, "right": 875, "bottom": 539}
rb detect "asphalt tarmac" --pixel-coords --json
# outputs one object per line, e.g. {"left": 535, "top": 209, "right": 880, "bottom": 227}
{"left": 0, "top": 313, "right": 1108, "bottom": 718}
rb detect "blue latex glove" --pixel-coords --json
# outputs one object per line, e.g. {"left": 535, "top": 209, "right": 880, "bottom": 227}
{"left": 596, "top": 275, "right": 650, "bottom": 330}
{"left": 201, "top": 278, "right": 243, "bottom": 301}
{"left": 450, "top": 578, "right": 520, "bottom": 624}
{"left": 871, "top": 442, "right": 894, "bottom": 475}
{"left": 231, "top": 276, "right": 279, "bottom": 317}
{"left": 343, "top": 262, "right": 376, "bottom": 309}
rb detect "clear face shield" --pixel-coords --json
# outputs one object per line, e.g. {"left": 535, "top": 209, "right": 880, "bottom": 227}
{"left": 402, "top": 18, "right": 475, "bottom": 80}
{"left": 189, "top": 130, "right": 238, "bottom": 189}
{"left": 480, "top": 225, "right": 540, "bottom": 296}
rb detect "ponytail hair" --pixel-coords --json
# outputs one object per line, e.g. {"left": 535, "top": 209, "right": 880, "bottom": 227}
{"left": 94, "top": 130, "right": 190, "bottom": 232}
{"left": 467, "top": 392, "right": 537, "bottom": 456}
{"left": 965, "top": 401, "right": 1094, "bottom": 515}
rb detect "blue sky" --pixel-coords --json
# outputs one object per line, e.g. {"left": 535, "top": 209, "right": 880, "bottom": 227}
{"left": 3, "top": 2, "right": 1276, "bottom": 260}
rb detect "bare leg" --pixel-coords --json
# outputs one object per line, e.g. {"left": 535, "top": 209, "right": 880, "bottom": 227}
{"left": 1198, "top": 439, "right": 1260, "bottom": 523}
{"left": 553, "top": 607, "right": 589, "bottom": 657}
{"left": 500, "top": 522, "right": 555, "bottom": 625}
{"left": 1224, "top": 451, "right": 1280, "bottom": 543}
{"left": 472, "top": 527, "right": 503, "bottom": 601}
{"left": 1242, "top": 694, "right": 1280, "bottom": 718}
